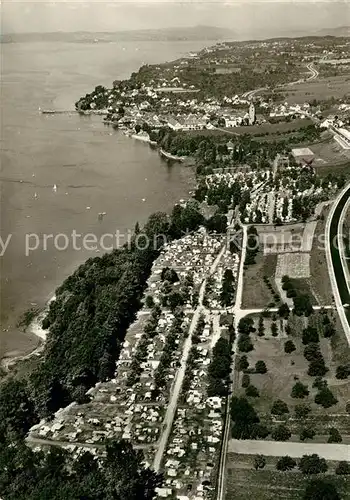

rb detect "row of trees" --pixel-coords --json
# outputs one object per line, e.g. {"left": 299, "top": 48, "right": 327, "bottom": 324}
{"left": 244, "top": 226, "right": 260, "bottom": 266}
{"left": 220, "top": 269, "right": 236, "bottom": 307}
{"left": 254, "top": 453, "right": 350, "bottom": 476}
{"left": 281, "top": 276, "right": 314, "bottom": 316}
{"left": 207, "top": 337, "right": 233, "bottom": 397}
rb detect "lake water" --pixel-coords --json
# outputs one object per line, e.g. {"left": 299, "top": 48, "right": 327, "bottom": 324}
{"left": 0, "top": 39, "right": 208, "bottom": 359}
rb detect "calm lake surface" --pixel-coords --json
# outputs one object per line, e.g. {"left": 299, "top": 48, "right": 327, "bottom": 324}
{"left": 0, "top": 40, "right": 208, "bottom": 359}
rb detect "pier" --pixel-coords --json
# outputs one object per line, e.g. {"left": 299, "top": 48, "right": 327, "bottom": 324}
{"left": 159, "top": 148, "right": 186, "bottom": 162}
{"left": 39, "top": 109, "right": 78, "bottom": 115}
{"left": 39, "top": 109, "right": 108, "bottom": 115}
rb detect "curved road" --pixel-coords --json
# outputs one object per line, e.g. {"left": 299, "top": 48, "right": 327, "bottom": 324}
{"left": 340, "top": 196, "right": 350, "bottom": 294}
{"left": 241, "top": 63, "right": 319, "bottom": 102}
{"left": 325, "top": 183, "right": 350, "bottom": 346}
{"left": 306, "top": 62, "right": 319, "bottom": 81}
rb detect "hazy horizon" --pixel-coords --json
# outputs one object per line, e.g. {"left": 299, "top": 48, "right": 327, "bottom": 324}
{"left": 1, "top": 1, "right": 349, "bottom": 37}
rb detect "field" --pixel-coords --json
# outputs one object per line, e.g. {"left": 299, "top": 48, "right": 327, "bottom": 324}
{"left": 275, "top": 253, "right": 310, "bottom": 279}
{"left": 310, "top": 137, "right": 350, "bottom": 169}
{"left": 242, "top": 224, "right": 320, "bottom": 309}
{"left": 225, "top": 453, "right": 350, "bottom": 500}
{"left": 236, "top": 312, "right": 350, "bottom": 440}
{"left": 316, "top": 160, "right": 350, "bottom": 179}
{"left": 185, "top": 119, "right": 313, "bottom": 138}
{"left": 222, "top": 119, "right": 313, "bottom": 137}
{"left": 282, "top": 76, "right": 350, "bottom": 105}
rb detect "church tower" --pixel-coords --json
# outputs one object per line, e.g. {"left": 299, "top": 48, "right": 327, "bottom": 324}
{"left": 249, "top": 103, "right": 256, "bottom": 125}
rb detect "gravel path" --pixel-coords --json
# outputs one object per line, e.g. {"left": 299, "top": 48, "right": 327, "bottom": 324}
{"left": 229, "top": 439, "right": 350, "bottom": 461}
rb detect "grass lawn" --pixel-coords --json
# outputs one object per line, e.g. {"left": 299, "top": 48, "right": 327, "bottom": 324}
{"left": 225, "top": 453, "right": 350, "bottom": 500}
{"left": 316, "top": 161, "right": 350, "bottom": 178}
{"left": 242, "top": 253, "right": 278, "bottom": 309}
{"left": 309, "top": 207, "right": 334, "bottom": 305}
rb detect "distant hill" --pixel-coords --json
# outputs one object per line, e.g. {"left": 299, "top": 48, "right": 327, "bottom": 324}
{"left": 1, "top": 26, "right": 235, "bottom": 43}
{"left": 115, "top": 25, "right": 236, "bottom": 41}
{"left": 2, "top": 25, "right": 348, "bottom": 45}
{"left": 315, "top": 26, "right": 350, "bottom": 37}
{"left": 235, "top": 25, "right": 350, "bottom": 41}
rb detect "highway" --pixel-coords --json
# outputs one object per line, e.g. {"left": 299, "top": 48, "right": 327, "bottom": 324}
{"left": 340, "top": 196, "right": 350, "bottom": 294}
{"left": 325, "top": 182, "right": 350, "bottom": 346}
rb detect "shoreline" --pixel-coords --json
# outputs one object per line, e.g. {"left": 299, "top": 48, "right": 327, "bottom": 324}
{"left": 1, "top": 295, "right": 55, "bottom": 371}
{"left": 159, "top": 148, "right": 187, "bottom": 162}
{"left": 130, "top": 132, "right": 158, "bottom": 146}
{"left": 1, "top": 119, "right": 191, "bottom": 366}
{"left": 40, "top": 109, "right": 108, "bottom": 116}
{"left": 28, "top": 294, "right": 55, "bottom": 341}
{"left": 1, "top": 39, "right": 205, "bottom": 372}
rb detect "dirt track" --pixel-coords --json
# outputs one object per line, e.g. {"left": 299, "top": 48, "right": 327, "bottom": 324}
{"left": 229, "top": 439, "right": 350, "bottom": 461}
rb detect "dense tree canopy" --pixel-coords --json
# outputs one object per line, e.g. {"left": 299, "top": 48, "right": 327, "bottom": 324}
{"left": 299, "top": 454, "right": 328, "bottom": 475}
{"left": 276, "top": 456, "right": 296, "bottom": 471}
{"left": 207, "top": 337, "right": 232, "bottom": 397}
{"left": 303, "top": 480, "right": 340, "bottom": 500}
{"left": 0, "top": 378, "right": 37, "bottom": 438}
{"left": 230, "top": 396, "right": 260, "bottom": 439}
{"left": 0, "top": 437, "right": 162, "bottom": 500}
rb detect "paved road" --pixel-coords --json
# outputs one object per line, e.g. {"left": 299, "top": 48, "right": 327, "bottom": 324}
{"left": 240, "top": 63, "right": 318, "bottom": 103}
{"left": 152, "top": 282, "right": 206, "bottom": 471}
{"left": 306, "top": 62, "right": 319, "bottom": 81}
{"left": 228, "top": 439, "right": 350, "bottom": 461}
{"left": 216, "top": 226, "right": 248, "bottom": 500}
{"left": 339, "top": 196, "right": 350, "bottom": 296}
{"left": 325, "top": 182, "right": 350, "bottom": 346}
{"left": 242, "top": 86, "right": 268, "bottom": 100}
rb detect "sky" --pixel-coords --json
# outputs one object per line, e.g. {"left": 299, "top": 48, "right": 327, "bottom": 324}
{"left": 1, "top": 0, "right": 349, "bottom": 35}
